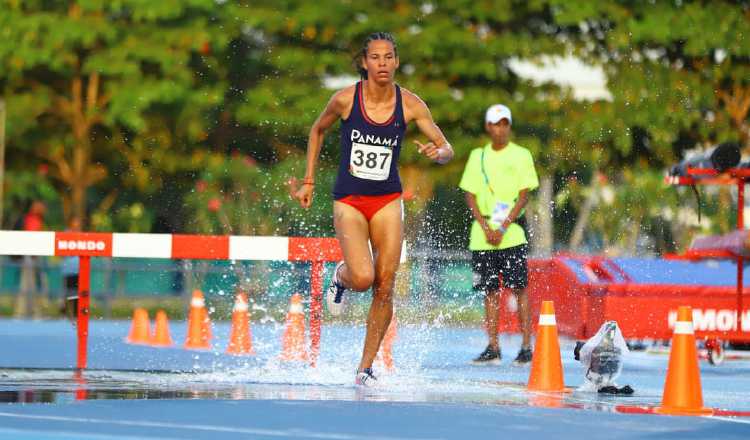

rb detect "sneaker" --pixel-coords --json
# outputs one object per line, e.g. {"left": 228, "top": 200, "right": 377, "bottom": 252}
{"left": 512, "top": 347, "right": 533, "bottom": 366}
{"left": 326, "top": 261, "right": 347, "bottom": 316}
{"left": 355, "top": 368, "right": 377, "bottom": 387}
{"left": 472, "top": 346, "right": 501, "bottom": 365}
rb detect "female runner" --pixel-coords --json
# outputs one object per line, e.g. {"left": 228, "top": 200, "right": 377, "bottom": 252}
{"left": 294, "top": 32, "right": 453, "bottom": 386}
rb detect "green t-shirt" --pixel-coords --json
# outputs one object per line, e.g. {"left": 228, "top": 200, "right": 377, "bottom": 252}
{"left": 459, "top": 142, "right": 539, "bottom": 250}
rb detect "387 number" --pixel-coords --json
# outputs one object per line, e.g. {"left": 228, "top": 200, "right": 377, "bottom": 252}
{"left": 353, "top": 150, "right": 390, "bottom": 170}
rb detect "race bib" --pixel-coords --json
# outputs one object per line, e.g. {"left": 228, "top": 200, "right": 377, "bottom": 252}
{"left": 490, "top": 201, "right": 510, "bottom": 228}
{"left": 350, "top": 142, "right": 392, "bottom": 181}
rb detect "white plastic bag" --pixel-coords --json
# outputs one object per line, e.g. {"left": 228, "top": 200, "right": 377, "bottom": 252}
{"left": 577, "top": 321, "right": 630, "bottom": 392}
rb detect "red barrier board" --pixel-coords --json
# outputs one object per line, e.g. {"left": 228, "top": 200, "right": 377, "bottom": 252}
{"left": 288, "top": 237, "right": 342, "bottom": 262}
{"left": 172, "top": 234, "right": 229, "bottom": 260}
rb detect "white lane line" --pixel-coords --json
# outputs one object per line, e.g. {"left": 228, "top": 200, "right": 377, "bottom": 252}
{"left": 711, "top": 416, "right": 750, "bottom": 425}
{"left": 0, "top": 411, "right": 440, "bottom": 440}
{"left": 0, "top": 426, "right": 183, "bottom": 440}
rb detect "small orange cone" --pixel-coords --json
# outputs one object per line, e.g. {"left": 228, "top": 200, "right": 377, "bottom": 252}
{"left": 527, "top": 300, "right": 565, "bottom": 392}
{"left": 656, "top": 306, "right": 713, "bottom": 416}
{"left": 184, "top": 290, "right": 211, "bottom": 349}
{"left": 227, "top": 292, "right": 255, "bottom": 355}
{"left": 150, "top": 310, "right": 174, "bottom": 347}
{"left": 280, "top": 293, "right": 308, "bottom": 361}
{"left": 126, "top": 308, "right": 150, "bottom": 344}
{"left": 376, "top": 316, "right": 398, "bottom": 371}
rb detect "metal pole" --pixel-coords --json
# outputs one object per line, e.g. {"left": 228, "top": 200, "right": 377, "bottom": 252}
{"left": 77, "top": 256, "right": 91, "bottom": 370}
{"left": 0, "top": 99, "right": 5, "bottom": 292}
{"left": 309, "top": 261, "right": 324, "bottom": 366}
{"left": 738, "top": 179, "right": 745, "bottom": 230}
{"left": 738, "top": 180, "right": 745, "bottom": 333}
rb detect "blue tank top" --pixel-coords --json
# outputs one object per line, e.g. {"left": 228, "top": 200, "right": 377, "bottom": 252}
{"left": 333, "top": 81, "right": 406, "bottom": 199}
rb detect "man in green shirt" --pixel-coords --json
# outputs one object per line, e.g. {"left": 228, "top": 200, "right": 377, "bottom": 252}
{"left": 459, "top": 104, "right": 539, "bottom": 366}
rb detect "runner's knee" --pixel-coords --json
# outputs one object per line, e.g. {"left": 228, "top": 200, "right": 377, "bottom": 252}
{"left": 372, "top": 286, "right": 393, "bottom": 305}
{"left": 372, "top": 271, "right": 396, "bottom": 300}
{"left": 349, "top": 268, "right": 375, "bottom": 291}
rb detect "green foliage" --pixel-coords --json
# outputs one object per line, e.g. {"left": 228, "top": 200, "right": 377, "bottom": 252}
{"left": 2, "top": 0, "right": 748, "bottom": 256}
{"left": 90, "top": 202, "right": 153, "bottom": 232}
{"left": 2, "top": 169, "right": 60, "bottom": 228}
{"left": 0, "top": 0, "right": 245, "bottom": 226}
{"left": 548, "top": 0, "right": 750, "bottom": 252}
{"left": 552, "top": 0, "right": 750, "bottom": 158}
{"left": 183, "top": 153, "right": 336, "bottom": 237}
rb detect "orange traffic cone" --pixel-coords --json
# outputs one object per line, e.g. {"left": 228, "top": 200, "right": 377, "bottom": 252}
{"left": 376, "top": 315, "right": 398, "bottom": 371}
{"left": 280, "top": 293, "right": 308, "bottom": 361}
{"left": 227, "top": 292, "right": 255, "bottom": 355}
{"left": 527, "top": 300, "right": 565, "bottom": 392}
{"left": 150, "top": 310, "right": 174, "bottom": 347}
{"left": 126, "top": 308, "right": 150, "bottom": 344}
{"left": 184, "top": 290, "right": 211, "bottom": 349}
{"left": 528, "top": 392, "right": 565, "bottom": 409}
{"left": 656, "top": 306, "right": 713, "bottom": 416}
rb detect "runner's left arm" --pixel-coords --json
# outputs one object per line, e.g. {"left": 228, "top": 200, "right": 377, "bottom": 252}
{"left": 407, "top": 94, "right": 453, "bottom": 164}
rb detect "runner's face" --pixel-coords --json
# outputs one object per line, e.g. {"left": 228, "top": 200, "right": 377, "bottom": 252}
{"left": 486, "top": 119, "right": 511, "bottom": 145}
{"left": 361, "top": 40, "right": 399, "bottom": 85}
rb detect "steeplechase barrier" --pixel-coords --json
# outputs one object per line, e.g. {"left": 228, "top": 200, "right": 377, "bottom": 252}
{"left": 0, "top": 231, "right": 347, "bottom": 369}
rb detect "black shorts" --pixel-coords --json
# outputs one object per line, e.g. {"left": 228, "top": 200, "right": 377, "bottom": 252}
{"left": 472, "top": 244, "right": 529, "bottom": 292}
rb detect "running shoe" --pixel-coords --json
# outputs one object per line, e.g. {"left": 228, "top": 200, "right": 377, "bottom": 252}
{"left": 512, "top": 347, "right": 533, "bottom": 366}
{"left": 355, "top": 368, "right": 377, "bottom": 387}
{"left": 326, "top": 261, "right": 347, "bottom": 316}
{"left": 471, "top": 345, "right": 501, "bottom": 365}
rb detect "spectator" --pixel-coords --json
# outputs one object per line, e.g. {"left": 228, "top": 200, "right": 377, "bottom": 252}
{"left": 459, "top": 104, "right": 539, "bottom": 366}
{"left": 61, "top": 217, "right": 82, "bottom": 322}
{"left": 22, "top": 201, "right": 46, "bottom": 231}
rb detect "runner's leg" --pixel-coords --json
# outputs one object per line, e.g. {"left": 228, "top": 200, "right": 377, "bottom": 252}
{"left": 333, "top": 201, "right": 374, "bottom": 292}
{"left": 358, "top": 197, "right": 402, "bottom": 371}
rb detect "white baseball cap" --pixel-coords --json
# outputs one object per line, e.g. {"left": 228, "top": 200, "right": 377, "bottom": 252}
{"left": 485, "top": 104, "right": 512, "bottom": 125}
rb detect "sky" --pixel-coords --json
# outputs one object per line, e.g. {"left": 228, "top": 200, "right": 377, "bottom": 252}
{"left": 508, "top": 55, "right": 611, "bottom": 101}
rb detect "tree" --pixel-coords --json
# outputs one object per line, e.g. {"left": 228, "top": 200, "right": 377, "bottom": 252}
{"left": 548, "top": 0, "right": 750, "bottom": 250}
{"left": 0, "top": 1, "right": 241, "bottom": 228}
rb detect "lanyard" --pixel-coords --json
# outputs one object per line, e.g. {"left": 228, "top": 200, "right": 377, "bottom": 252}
{"left": 480, "top": 147, "right": 494, "bottom": 195}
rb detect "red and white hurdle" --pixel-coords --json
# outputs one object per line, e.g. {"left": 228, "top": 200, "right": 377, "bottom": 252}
{"left": 0, "top": 230, "right": 345, "bottom": 369}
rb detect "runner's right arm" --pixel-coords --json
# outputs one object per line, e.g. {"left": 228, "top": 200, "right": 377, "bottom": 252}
{"left": 295, "top": 89, "right": 350, "bottom": 208}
